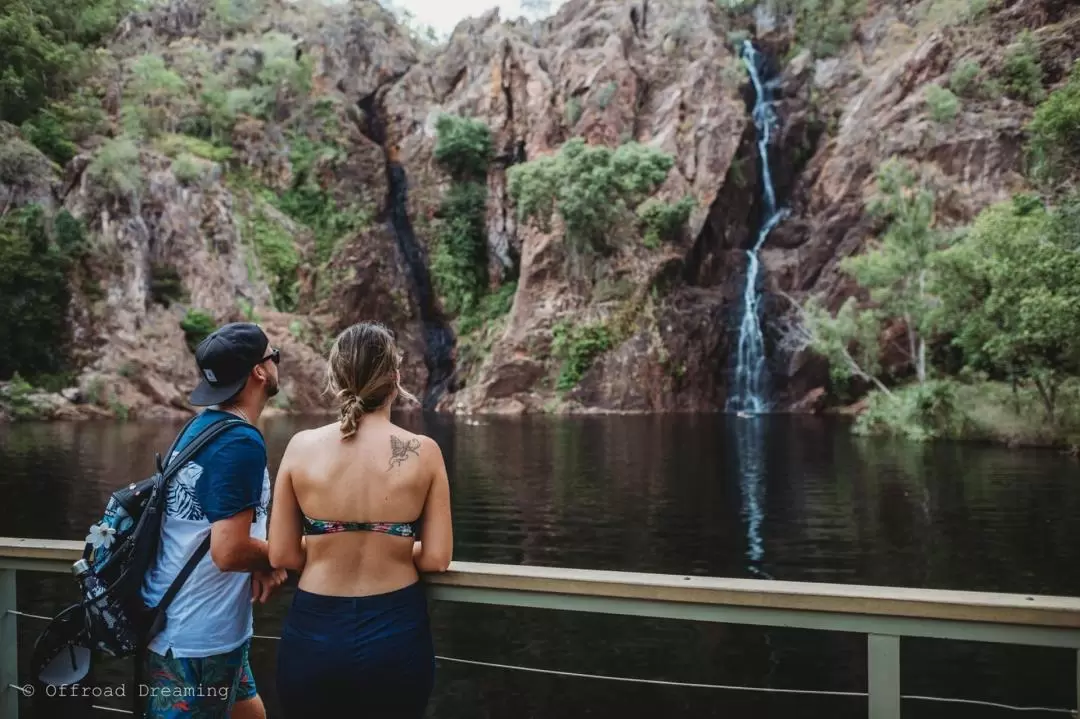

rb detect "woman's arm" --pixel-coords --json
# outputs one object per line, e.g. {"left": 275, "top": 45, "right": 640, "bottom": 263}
{"left": 413, "top": 436, "right": 453, "bottom": 573}
{"left": 268, "top": 436, "right": 307, "bottom": 572}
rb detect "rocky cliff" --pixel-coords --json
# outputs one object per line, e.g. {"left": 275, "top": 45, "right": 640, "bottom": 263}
{"left": 1, "top": 0, "right": 1076, "bottom": 420}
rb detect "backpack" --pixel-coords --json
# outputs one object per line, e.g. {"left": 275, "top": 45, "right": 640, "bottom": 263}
{"left": 30, "top": 414, "right": 248, "bottom": 693}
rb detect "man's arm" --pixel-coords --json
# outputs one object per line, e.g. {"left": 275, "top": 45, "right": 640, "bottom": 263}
{"left": 210, "top": 509, "right": 273, "bottom": 573}
{"left": 196, "top": 430, "right": 273, "bottom": 574}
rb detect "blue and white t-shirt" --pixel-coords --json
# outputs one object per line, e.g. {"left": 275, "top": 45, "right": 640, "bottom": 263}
{"left": 141, "top": 410, "right": 271, "bottom": 658}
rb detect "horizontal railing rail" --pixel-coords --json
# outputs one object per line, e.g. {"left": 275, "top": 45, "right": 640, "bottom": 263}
{"left": 2, "top": 536, "right": 1079, "bottom": 719}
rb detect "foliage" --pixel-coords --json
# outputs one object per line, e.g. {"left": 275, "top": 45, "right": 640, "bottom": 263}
{"left": 157, "top": 133, "right": 233, "bottom": 162}
{"left": 123, "top": 54, "right": 190, "bottom": 137}
{"left": 855, "top": 381, "right": 971, "bottom": 441}
{"left": 20, "top": 93, "right": 107, "bottom": 165}
{"left": 0, "top": 0, "right": 129, "bottom": 126}
{"left": 785, "top": 0, "right": 865, "bottom": 59}
{"left": 552, "top": 320, "right": 613, "bottom": 391}
{"left": 800, "top": 295, "right": 886, "bottom": 388}
{"left": 926, "top": 85, "right": 961, "bottom": 123}
{"left": 637, "top": 196, "right": 695, "bottom": 248}
{"left": 458, "top": 281, "right": 517, "bottom": 337}
{"left": 1001, "top": 31, "right": 1044, "bottom": 105}
{"left": 0, "top": 373, "right": 41, "bottom": 421}
{"left": 0, "top": 205, "right": 82, "bottom": 380}
{"left": 431, "top": 182, "right": 488, "bottom": 316}
{"left": 150, "top": 264, "right": 185, "bottom": 306}
{"left": 843, "top": 158, "right": 947, "bottom": 383}
{"left": 0, "top": 133, "right": 55, "bottom": 189}
{"left": 1027, "top": 61, "right": 1080, "bottom": 184}
{"left": 565, "top": 98, "right": 583, "bottom": 126}
{"left": 180, "top": 309, "right": 216, "bottom": 352}
{"left": 949, "top": 61, "right": 980, "bottom": 98}
{"left": 507, "top": 138, "right": 676, "bottom": 253}
{"left": 244, "top": 207, "right": 300, "bottom": 311}
{"left": 595, "top": 82, "right": 618, "bottom": 110}
{"left": 934, "top": 194, "right": 1080, "bottom": 423}
{"left": 212, "top": 0, "right": 264, "bottom": 32}
{"left": 433, "top": 115, "right": 493, "bottom": 180}
{"left": 171, "top": 154, "right": 204, "bottom": 184}
{"left": 86, "top": 137, "right": 144, "bottom": 201}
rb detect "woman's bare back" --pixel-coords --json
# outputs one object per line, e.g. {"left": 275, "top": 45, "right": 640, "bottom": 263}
{"left": 275, "top": 416, "right": 447, "bottom": 596}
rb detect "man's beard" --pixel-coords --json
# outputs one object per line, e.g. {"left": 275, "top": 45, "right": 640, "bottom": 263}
{"left": 265, "top": 376, "right": 280, "bottom": 399}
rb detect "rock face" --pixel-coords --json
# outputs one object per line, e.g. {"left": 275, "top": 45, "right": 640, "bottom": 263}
{"left": 4, "top": 0, "right": 1078, "bottom": 420}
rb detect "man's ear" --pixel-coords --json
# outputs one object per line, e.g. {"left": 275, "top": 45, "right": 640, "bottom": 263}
{"left": 253, "top": 364, "right": 268, "bottom": 383}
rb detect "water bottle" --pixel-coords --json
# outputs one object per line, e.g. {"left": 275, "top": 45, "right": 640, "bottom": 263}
{"left": 71, "top": 560, "right": 107, "bottom": 600}
{"left": 72, "top": 559, "right": 135, "bottom": 653}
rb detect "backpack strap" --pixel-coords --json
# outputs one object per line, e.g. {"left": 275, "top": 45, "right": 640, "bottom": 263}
{"left": 161, "top": 416, "right": 249, "bottom": 481}
{"left": 152, "top": 416, "right": 249, "bottom": 618}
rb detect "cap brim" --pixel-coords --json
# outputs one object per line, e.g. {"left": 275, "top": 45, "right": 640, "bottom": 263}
{"left": 189, "top": 375, "right": 247, "bottom": 406}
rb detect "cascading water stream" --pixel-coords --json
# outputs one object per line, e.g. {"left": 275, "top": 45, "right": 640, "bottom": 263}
{"left": 727, "top": 40, "right": 787, "bottom": 415}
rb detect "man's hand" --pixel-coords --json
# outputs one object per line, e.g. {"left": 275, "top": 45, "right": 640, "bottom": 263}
{"left": 251, "top": 568, "right": 287, "bottom": 604}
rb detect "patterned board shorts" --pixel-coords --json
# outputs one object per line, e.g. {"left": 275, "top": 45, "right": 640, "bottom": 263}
{"left": 144, "top": 641, "right": 257, "bottom": 718}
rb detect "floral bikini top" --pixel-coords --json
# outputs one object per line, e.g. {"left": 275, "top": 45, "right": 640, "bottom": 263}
{"left": 301, "top": 514, "right": 417, "bottom": 538}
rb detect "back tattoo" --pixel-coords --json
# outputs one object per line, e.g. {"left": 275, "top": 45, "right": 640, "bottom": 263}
{"left": 388, "top": 435, "right": 421, "bottom": 470}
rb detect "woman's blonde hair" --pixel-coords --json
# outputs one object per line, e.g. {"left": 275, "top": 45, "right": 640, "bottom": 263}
{"left": 325, "top": 322, "right": 417, "bottom": 438}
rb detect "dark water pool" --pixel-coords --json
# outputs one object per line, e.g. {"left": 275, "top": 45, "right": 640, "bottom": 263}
{"left": 2, "top": 414, "right": 1078, "bottom": 718}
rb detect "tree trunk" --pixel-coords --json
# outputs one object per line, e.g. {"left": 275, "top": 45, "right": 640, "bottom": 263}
{"left": 1033, "top": 374, "right": 1057, "bottom": 426}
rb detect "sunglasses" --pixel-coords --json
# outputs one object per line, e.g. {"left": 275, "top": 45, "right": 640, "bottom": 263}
{"left": 259, "top": 348, "right": 281, "bottom": 366}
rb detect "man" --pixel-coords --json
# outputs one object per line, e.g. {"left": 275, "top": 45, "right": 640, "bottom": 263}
{"left": 141, "top": 322, "right": 287, "bottom": 718}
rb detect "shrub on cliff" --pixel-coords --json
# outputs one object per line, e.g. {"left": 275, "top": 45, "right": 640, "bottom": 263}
{"left": 1002, "top": 31, "right": 1044, "bottom": 105}
{"left": 926, "top": 85, "right": 961, "bottom": 124}
{"left": 180, "top": 309, "right": 217, "bottom": 352}
{"left": 123, "top": 54, "right": 190, "bottom": 138}
{"left": 1028, "top": 60, "right": 1080, "bottom": 184}
{"left": 636, "top": 196, "right": 695, "bottom": 248}
{"left": 431, "top": 183, "right": 488, "bottom": 316}
{"left": 432, "top": 115, "right": 494, "bottom": 320}
{"left": 434, "top": 115, "right": 493, "bottom": 180}
{"left": 86, "top": 137, "right": 144, "bottom": 203}
{"left": 508, "top": 138, "right": 676, "bottom": 253}
{"left": 552, "top": 320, "right": 613, "bottom": 391}
{"left": 0, "top": 206, "right": 79, "bottom": 380}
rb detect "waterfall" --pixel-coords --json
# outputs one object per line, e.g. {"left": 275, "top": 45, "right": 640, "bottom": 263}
{"left": 387, "top": 162, "right": 456, "bottom": 409}
{"left": 727, "top": 40, "right": 787, "bottom": 415}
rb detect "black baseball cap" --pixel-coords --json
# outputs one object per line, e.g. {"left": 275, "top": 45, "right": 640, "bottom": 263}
{"left": 189, "top": 323, "right": 271, "bottom": 406}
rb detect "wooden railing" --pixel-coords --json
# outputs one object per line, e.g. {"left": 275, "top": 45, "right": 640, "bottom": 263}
{"left": 3, "top": 536, "right": 1080, "bottom": 718}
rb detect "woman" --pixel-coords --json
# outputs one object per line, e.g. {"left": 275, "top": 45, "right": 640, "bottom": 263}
{"left": 269, "top": 322, "right": 453, "bottom": 718}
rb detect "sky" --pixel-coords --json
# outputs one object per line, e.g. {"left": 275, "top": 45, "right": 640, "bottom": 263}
{"left": 386, "top": 0, "right": 567, "bottom": 37}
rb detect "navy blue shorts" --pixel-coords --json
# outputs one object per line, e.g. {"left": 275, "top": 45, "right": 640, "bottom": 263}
{"left": 276, "top": 582, "right": 435, "bottom": 718}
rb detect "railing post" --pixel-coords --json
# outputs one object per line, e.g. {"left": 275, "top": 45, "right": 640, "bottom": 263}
{"left": 1, "top": 569, "right": 18, "bottom": 719}
{"left": 868, "top": 634, "right": 900, "bottom": 719}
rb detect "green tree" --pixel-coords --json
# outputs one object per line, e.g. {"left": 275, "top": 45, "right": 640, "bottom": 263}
{"left": 0, "top": 205, "right": 78, "bottom": 379}
{"left": 507, "top": 138, "right": 675, "bottom": 253}
{"left": 0, "top": 0, "right": 129, "bottom": 125}
{"left": 1028, "top": 60, "right": 1080, "bottom": 185}
{"left": 935, "top": 195, "right": 1080, "bottom": 423}
{"left": 841, "top": 159, "right": 947, "bottom": 384}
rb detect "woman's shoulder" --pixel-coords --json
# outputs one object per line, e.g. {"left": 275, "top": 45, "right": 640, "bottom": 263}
{"left": 283, "top": 422, "right": 341, "bottom": 454}
{"left": 386, "top": 426, "right": 443, "bottom": 462}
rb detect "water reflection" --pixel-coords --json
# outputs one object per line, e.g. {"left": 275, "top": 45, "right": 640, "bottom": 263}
{"left": 730, "top": 417, "right": 770, "bottom": 578}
